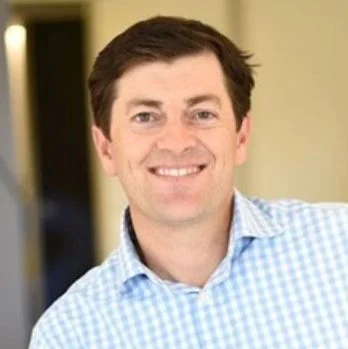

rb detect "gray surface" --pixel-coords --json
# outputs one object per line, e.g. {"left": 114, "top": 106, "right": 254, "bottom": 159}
{"left": 0, "top": 0, "right": 29, "bottom": 347}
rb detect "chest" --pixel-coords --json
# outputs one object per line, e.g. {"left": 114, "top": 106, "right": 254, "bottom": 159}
{"left": 90, "top": 252, "right": 347, "bottom": 349}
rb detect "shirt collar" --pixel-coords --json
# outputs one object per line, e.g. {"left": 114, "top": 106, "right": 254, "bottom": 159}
{"left": 116, "top": 209, "right": 149, "bottom": 291}
{"left": 224, "top": 189, "right": 285, "bottom": 263}
{"left": 115, "top": 189, "right": 285, "bottom": 291}
{"left": 232, "top": 189, "right": 285, "bottom": 239}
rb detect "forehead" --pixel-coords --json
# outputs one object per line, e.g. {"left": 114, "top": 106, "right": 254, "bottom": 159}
{"left": 114, "top": 52, "right": 229, "bottom": 103}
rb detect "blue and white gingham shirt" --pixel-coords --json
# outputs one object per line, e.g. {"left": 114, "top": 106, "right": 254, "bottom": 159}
{"left": 29, "top": 190, "right": 348, "bottom": 349}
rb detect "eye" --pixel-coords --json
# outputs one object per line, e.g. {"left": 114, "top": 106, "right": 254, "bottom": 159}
{"left": 132, "top": 112, "right": 156, "bottom": 123}
{"left": 195, "top": 111, "right": 216, "bottom": 120}
{"left": 190, "top": 110, "right": 217, "bottom": 123}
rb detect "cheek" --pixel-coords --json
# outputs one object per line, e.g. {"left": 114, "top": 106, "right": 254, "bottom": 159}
{"left": 112, "top": 133, "right": 154, "bottom": 171}
{"left": 202, "top": 127, "right": 237, "bottom": 157}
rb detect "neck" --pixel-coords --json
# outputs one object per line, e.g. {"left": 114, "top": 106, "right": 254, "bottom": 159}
{"left": 129, "top": 201, "right": 233, "bottom": 288}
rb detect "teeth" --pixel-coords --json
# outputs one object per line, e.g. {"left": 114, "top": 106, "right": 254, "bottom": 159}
{"left": 155, "top": 166, "right": 201, "bottom": 177}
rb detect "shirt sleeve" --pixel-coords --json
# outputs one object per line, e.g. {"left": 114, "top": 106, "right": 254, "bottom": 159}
{"left": 27, "top": 300, "right": 84, "bottom": 349}
{"left": 28, "top": 329, "right": 47, "bottom": 349}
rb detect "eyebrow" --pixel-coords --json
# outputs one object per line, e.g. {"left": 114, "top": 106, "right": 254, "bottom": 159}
{"left": 125, "top": 93, "right": 221, "bottom": 114}
{"left": 185, "top": 94, "right": 222, "bottom": 107}
{"left": 126, "top": 98, "right": 163, "bottom": 114}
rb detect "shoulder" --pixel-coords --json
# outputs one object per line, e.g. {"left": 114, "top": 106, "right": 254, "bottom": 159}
{"left": 29, "top": 250, "right": 122, "bottom": 348}
{"left": 251, "top": 195, "right": 348, "bottom": 239}
{"left": 249, "top": 193, "right": 348, "bottom": 220}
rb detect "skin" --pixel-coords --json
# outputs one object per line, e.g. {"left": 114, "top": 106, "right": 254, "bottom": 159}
{"left": 92, "top": 52, "right": 251, "bottom": 287}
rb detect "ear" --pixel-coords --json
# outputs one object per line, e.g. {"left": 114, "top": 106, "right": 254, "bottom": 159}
{"left": 235, "top": 113, "right": 251, "bottom": 166}
{"left": 91, "top": 125, "right": 118, "bottom": 176}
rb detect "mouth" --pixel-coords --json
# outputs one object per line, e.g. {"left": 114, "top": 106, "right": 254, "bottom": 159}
{"left": 148, "top": 165, "right": 207, "bottom": 177}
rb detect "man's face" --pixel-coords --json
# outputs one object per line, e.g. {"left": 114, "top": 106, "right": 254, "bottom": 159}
{"left": 92, "top": 52, "right": 250, "bottom": 227}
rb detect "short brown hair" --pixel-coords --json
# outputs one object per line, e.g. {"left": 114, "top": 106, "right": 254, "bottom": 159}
{"left": 88, "top": 16, "right": 255, "bottom": 138}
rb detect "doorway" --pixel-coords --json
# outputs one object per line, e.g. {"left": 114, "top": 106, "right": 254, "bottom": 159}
{"left": 10, "top": 3, "right": 95, "bottom": 312}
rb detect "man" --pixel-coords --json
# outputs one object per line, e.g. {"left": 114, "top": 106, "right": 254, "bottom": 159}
{"left": 29, "top": 16, "right": 347, "bottom": 348}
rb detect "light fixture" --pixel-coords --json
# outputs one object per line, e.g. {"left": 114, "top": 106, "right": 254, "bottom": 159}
{"left": 5, "top": 24, "right": 26, "bottom": 50}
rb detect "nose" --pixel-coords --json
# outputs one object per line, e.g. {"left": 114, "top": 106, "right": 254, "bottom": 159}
{"left": 155, "top": 118, "right": 197, "bottom": 154}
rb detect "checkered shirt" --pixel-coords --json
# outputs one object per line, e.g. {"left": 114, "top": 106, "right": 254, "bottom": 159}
{"left": 29, "top": 190, "right": 348, "bottom": 348}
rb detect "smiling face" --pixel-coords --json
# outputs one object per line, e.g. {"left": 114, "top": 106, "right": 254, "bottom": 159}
{"left": 92, "top": 52, "right": 250, "bottom": 228}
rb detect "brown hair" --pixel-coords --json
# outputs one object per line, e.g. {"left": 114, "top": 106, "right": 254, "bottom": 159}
{"left": 88, "top": 16, "right": 255, "bottom": 138}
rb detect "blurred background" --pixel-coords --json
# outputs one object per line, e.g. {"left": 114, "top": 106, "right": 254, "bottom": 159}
{"left": 0, "top": 0, "right": 347, "bottom": 347}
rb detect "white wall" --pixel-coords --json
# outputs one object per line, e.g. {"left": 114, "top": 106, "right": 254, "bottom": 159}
{"left": 240, "top": 0, "right": 348, "bottom": 201}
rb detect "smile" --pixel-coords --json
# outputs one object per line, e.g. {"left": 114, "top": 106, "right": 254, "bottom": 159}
{"left": 150, "top": 165, "right": 206, "bottom": 177}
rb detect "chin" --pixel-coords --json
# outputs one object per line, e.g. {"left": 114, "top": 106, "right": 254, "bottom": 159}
{"left": 151, "top": 204, "right": 207, "bottom": 226}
